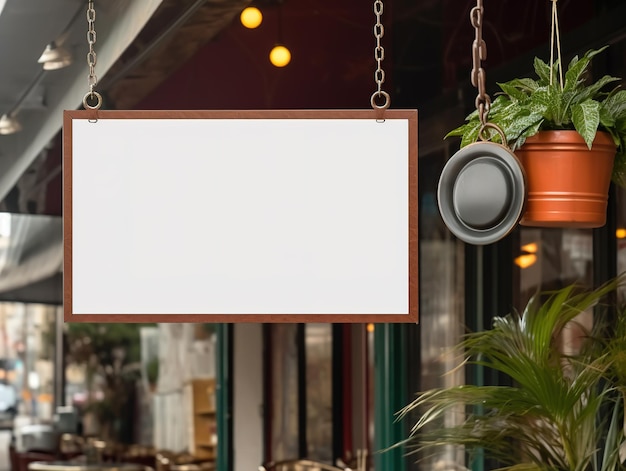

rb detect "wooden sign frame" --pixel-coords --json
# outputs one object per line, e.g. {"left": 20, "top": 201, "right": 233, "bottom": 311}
{"left": 63, "top": 109, "right": 418, "bottom": 323}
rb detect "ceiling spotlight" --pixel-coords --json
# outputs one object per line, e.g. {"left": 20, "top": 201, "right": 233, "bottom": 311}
{"left": 240, "top": 7, "right": 263, "bottom": 29}
{"left": 269, "top": 44, "right": 291, "bottom": 67}
{"left": 0, "top": 114, "right": 22, "bottom": 135}
{"left": 38, "top": 42, "right": 72, "bottom": 71}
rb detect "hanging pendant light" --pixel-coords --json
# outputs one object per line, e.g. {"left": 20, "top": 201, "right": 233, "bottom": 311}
{"left": 38, "top": 42, "right": 73, "bottom": 70}
{"left": 269, "top": 44, "right": 291, "bottom": 67}
{"left": 269, "top": 2, "right": 291, "bottom": 67}
{"left": 240, "top": 6, "right": 263, "bottom": 29}
{"left": 0, "top": 114, "right": 22, "bottom": 135}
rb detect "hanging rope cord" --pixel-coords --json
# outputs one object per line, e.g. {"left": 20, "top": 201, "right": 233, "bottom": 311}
{"left": 549, "top": 0, "right": 564, "bottom": 88}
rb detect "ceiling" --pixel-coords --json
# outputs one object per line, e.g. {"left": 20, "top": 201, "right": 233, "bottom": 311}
{"left": 0, "top": 0, "right": 253, "bottom": 204}
{"left": 0, "top": 0, "right": 85, "bottom": 114}
{"left": 0, "top": 0, "right": 252, "bottom": 301}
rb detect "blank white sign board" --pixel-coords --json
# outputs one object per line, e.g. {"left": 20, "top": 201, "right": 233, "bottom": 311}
{"left": 64, "top": 110, "right": 418, "bottom": 322}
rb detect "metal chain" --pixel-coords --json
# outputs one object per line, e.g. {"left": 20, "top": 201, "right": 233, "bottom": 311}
{"left": 470, "top": 0, "right": 490, "bottom": 126}
{"left": 83, "top": 0, "right": 102, "bottom": 110}
{"left": 469, "top": 0, "right": 508, "bottom": 146}
{"left": 370, "top": 0, "right": 390, "bottom": 110}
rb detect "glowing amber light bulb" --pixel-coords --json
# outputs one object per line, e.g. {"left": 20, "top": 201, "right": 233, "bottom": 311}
{"left": 514, "top": 254, "right": 537, "bottom": 269}
{"left": 521, "top": 242, "right": 538, "bottom": 253}
{"left": 240, "top": 7, "right": 262, "bottom": 29}
{"left": 269, "top": 45, "right": 291, "bottom": 67}
{"left": 617, "top": 228, "right": 626, "bottom": 239}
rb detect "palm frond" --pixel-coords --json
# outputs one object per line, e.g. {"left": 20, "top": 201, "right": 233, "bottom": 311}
{"left": 398, "top": 275, "right": 626, "bottom": 471}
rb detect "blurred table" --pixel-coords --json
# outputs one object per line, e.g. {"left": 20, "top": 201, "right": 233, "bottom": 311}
{"left": 29, "top": 461, "right": 149, "bottom": 471}
{"left": 170, "top": 464, "right": 215, "bottom": 471}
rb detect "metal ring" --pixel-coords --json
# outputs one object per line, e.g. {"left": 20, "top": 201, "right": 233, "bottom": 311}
{"left": 83, "top": 91, "right": 102, "bottom": 111}
{"left": 370, "top": 91, "right": 390, "bottom": 110}
{"left": 478, "top": 122, "right": 508, "bottom": 147}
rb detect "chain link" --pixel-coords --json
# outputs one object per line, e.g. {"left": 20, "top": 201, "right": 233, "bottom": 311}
{"left": 371, "top": 0, "right": 390, "bottom": 110}
{"left": 470, "top": 0, "right": 490, "bottom": 126}
{"left": 87, "top": 1, "right": 97, "bottom": 94}
{"left": 83, "top": 0, "right": 102, "bottom": 110}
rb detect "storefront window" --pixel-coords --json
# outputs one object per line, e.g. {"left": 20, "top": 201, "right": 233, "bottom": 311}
{"left": 0, "top": 303, "right": 57, "bottom": 421}
{"left": 416, "top": 149, "right": 466, "bottom": 470}
{"left": 305, "top": 324, "right": 333, "bottom": 463}
{"left": 517, "top": 228, "right": 594, "bottom": 309}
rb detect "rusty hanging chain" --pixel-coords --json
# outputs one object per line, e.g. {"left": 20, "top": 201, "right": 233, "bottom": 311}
{"left": 83, "top": 0, "right": 102, "bottom": 110}
{"left": 370, "top": 0, "right": 390, "bottom": 110}
{"left": 470, "top": 0, "right": 489, "bottom": 126}
{"left": 469, "top": 0, "right": 508, "bottom": 145}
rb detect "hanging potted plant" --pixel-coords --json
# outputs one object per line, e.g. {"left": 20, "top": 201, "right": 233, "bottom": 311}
{"left": 446, "top": 44, "right": 626, "bottom": 228}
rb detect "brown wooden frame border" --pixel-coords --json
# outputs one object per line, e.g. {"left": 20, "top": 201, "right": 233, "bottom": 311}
{"left": 63, "top": 109, "right": 418, "bottom": 323}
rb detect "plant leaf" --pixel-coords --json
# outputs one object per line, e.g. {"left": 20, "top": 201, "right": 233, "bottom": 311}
{"left": 564, "top": 46, "right": 609, "bottom": 91}
{"left": 497, "top": 79, "right": 539, "bottom": 101}
{"left": 572, "top": 99, "right": 600, "bottom": 148}
{"left": 602, "top": 90, "right": 626, "bottom": 120}
{"left": 535, "top": 88, "right": 560, "bottom": 124}
{"left": 459, "top": 121, "right": 482, "bottom": 147}
{"left": 534, "top": 56, "right": 553, "bottom": 85}
{"left": 573, "top": 75, "right": 621, "bottom": 104}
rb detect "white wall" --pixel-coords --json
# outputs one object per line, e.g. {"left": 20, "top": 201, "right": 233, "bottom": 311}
{"left": 233, "top": 324, "right": 264, "bottom": 471}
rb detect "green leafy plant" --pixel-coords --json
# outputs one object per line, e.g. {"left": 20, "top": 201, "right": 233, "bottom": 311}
{"left": 146, "top": 356, "right": 159, "bottom": 386}
{"left": 446, "top": 47, "right": 626, "bottom": 187}
{"left": 66, "top": 322, "right": 155, "bottom": 443}
{"left": 397, "top": 276, "right": 626, "bottom": 471}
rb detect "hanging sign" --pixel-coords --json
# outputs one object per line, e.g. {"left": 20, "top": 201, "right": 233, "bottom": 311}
{"left": 63, "top": 109, "right": 418, "bottom": 323}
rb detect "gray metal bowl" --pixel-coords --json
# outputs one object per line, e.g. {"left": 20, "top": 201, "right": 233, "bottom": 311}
{"left": 437, "top": 141, "right": 526, "bottom": 245}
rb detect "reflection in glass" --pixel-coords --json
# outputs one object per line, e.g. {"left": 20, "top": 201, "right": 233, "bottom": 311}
{"left": 0, "top": 213, "right": 62, "bottom": 301}
{"left": 518, "top": 228, "right": 593, "bottom": 309}
{"left": 0, "top": 303, "right": 57, "bottom": 420}
{"left": 269, "top": 324, "right": 299, "bottom": 461}
{"left": 305, "top": 323, "right": 332, "bottom": 463}
{"left": 417, "top": 150, "right": 466, "bottom": 470}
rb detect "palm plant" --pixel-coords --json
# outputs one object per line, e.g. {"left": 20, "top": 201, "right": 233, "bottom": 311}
{"left": 398, "top": 277, "right": 626, "bottom": 471}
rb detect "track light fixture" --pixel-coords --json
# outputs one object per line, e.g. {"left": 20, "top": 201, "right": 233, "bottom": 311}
{"left": 0, "top": 5, "right": 82, "bottom": 136}
{"left": 0, "top": 114, "right": 22, "bottom": 135}
{"left": 38, "top": 42, "right": 73, "bottom": 70}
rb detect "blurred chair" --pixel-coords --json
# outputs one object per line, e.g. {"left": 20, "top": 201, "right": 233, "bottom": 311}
{"left": 13, "top": 450, "right": 57, "bottom": 471}
{"left": 16, "top": 424, "right": 58, "bottom": 453}
{"left": 58, "top": 434, "right": 83, "bottom": 458}
{"left": 155, "top": 451, "right": 215, "bottom": 471}
{"left": 155, "top": 453, "right": 172, "bottom": 471}
{"left": 259, "top": 460, "right": 350, "bottom": 471}
{"left": 121, "top": 444, "right": 157, "bottom": 469}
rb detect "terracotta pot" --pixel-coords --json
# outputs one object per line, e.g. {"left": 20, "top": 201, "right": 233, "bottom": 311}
{"left": 516, "top": 130, "right": 616, "bottom": 228}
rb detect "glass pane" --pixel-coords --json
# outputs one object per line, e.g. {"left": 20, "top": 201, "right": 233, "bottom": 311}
{"left": 305, "top": 323, "right": 332, "bottom": 463}
{"left": 517, "top": 228, "right": 594, "bottom": 308}
{"left": 417, "top": 150, "right": 466, "bottom": 470}
{"left": 616, "top": 186, "right": 626, "bottom": 300}
{"left": 0, "top": 303, "right": 57, "bottom": 421}
{"left": 269, "top": 324, "right": 299, "bottom": 461}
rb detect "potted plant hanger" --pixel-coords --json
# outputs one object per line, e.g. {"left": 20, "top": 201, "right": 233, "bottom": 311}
{"left": 396, "top": 276, "right": 626, "bottom": 471}
{"left": 447, "top": 45, "right": 626, "bottom": 228}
